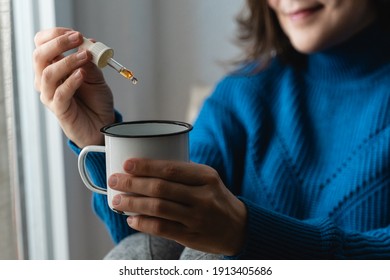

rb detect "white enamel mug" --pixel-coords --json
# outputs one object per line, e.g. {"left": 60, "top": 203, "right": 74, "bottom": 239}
{"left": 78, "top": 120, "right": 193, "bottom": 215}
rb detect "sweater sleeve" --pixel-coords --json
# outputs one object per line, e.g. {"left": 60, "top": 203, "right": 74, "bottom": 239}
{"left": 67, "top": 111, "right": 136, "bottom": 244}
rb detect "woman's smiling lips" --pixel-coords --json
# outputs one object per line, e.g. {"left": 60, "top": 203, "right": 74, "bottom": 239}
{"left": 285, "top": 4, "right": 324, "bottom": 21}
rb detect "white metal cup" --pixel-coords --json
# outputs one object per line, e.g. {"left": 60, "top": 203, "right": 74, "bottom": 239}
{"left": 78, "top": 120, "right": 193, "bottom": 215}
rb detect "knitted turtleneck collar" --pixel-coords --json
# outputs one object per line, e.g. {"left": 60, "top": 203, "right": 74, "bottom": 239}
{"left": 305, "top": 20, "right": 390, "bottom": 83}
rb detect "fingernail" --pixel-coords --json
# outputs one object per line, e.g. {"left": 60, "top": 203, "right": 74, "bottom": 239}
{"left": 68, "top": 32, "right": 79, "bottom": 43}
{"left": 112, "top": 195, "right": 121, "bottom": 206}
{"left": 124, "top": 161, "right": 135, "bottom": 173}
{"left": 76, "top": 50, "right": 87, "bottom": 60}
{"left": 108, "top": 175, "right": 118, "bottom": 187}
{"left": 127, "top": 216, "right": 133, "bottom": 225}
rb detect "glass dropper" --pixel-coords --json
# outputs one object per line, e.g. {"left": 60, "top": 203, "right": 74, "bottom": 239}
{"left": 81, "top": 37, "right": 138, "bottom": 84}
{"left": 107, "top": 57, "right": 138, "bottom": 84}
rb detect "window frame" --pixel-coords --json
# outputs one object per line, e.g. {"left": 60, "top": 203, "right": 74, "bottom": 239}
{"left": 12, "top": 0, "right": 69, "bottom": 259}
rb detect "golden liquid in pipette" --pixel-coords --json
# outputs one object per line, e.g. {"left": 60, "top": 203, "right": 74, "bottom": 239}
{"left": 119, "top": 68, "right": 138, "bottom": 84}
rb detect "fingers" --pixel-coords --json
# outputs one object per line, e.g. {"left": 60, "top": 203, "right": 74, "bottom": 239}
{"left": 126, "top": 215, "right": 187, "bottom": 242}
{"left": 33, "top": 30, "right": 82, "bottom": 72}
{"left": 108, "top": 159, "right": 221, "bottom": 207}
{"left": 122, "top": 158, "right": 219, "bottom": 186}
{"left": 109, "top": 173, "right": 192, "bottom": 204}
{"left": 39, "top": 50, "right": 90, "bottom": 104}
{"left": 33, "top": 30, "right": 84, "bottom": 91}
{"left": 34, "top": 27, "right": 73, "bottom": 46}
{"left": 113, "top": 194, "right": 190, "bottom": 224}
{"left": 47, "top": 69, "right": 85, "bottom": 116}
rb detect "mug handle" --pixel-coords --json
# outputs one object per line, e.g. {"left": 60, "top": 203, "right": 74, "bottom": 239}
{"left": 78, "top": 145, "right": 107, "bottom": 195}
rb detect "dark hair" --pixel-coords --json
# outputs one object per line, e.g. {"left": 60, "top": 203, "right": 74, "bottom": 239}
{"left": 235, "top": 0, "right": 291, "bottom": 68}
{"left": 235, "top": 0, "right": 390, "bottom": 68}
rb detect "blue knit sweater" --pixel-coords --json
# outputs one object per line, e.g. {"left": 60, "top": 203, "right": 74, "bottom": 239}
{"left": 70, "top": 22, "right": 390, "bottom": 259}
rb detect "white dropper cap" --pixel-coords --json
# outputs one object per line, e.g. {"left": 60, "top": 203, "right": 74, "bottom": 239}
{"left": 80, "top": 37, "right": 138, "bottom": 84}
{"left": 81, "top": 37, "right": 113, "bottom": 68}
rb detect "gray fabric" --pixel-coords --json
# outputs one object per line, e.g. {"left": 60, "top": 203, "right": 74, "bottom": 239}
{"left": 104, "top": 233, "right": 222, "bottom": 260}
{"left": 179, "top": 247, "right": 223, "bottom": 260}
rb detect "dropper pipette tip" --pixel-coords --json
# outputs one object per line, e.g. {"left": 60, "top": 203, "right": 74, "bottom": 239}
{"left": 107, "top": 57, "right": 138, "bottom": 84}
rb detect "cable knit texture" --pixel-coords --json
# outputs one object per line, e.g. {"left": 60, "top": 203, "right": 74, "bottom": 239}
{"left": 69, "top": 22, "right": 390, "bottom": 259}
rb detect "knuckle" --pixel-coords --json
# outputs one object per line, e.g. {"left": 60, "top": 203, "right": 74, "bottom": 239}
{"left": 61, "top": 55, "right": 74, "bottom": 70}
{"left": 54, "top": 35, "right": 67, "bottom": 50}
{"left": 151, "top": 180, "right": 165, "bottom": 197}
{"left": 39, "top": 92, "right": 48, "bottom": 105}
{"left": 33, "top": 32, "right": 40, "bottom": 46}
{"left": 32, "top": 48, "right": 41, "bottom": 64}
{"left": 150, "top": 199, "right": 165, "bottom": 215}
{"left": 34, "top": 31, "right": 45, "bottom": 46}
{"left": 41, "top": 67, "right": 53, "bottom": 84}
{"left": 163, "top": 163, "right": 179, "bottom": 178}
{"left": 53, "top": 88, "right": 66, "bottom": 103}
{"left": 125, "top": 197, "right": 136, "bottom": 212}
{"left": 122, "top": 175, "right": 133, "bottom": 190}
{"left": 201, "top": 167, "right": 220, "bottom": 184}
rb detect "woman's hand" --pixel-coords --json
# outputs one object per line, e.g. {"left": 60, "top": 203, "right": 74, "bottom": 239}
{"left": 108, "top": 159, "right": 247, "bottom": 256}
{"left": 33, "top": 27, "right": 115, "bottom": 147}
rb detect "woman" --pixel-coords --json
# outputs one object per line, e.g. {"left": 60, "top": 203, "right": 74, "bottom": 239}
{"left": 33, "top": 0, "right": 390, "bottom": 259}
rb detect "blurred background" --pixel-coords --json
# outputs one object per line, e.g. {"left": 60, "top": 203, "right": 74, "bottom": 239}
{"left": 0, "top": 0, "right": 244, "bottom": 259}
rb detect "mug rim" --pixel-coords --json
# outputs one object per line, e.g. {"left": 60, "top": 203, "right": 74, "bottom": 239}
{"left": 100, "top": 120, "right": 193, "bottom": 138}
